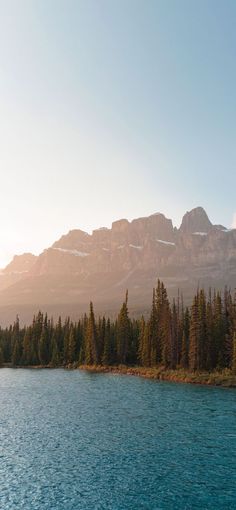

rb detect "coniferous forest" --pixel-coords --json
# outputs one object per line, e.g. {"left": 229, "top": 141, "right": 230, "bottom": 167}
{"left": 0, "top": 280, "right": 236, "bottom": 375}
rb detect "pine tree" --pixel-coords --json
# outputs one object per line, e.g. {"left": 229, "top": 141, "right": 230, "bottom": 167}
{"left": 156, "top": 282, "right": 172, "bottom": 368}
{"left": 56, "top": 316, "right": 63, "bottom": 354}
{"left": 142, "top": 322, "right": 151, "bottom": 367}
{"left": 31, "top": 312, "right": 43, "bottom": 365}
{"left": 79, "top": 314, "right": 88, "bottom": 364}
{"left": 63, "top": 318, "right": 71, "bottom": 363}
{"left": 198, "top": 289, "right": 207, "bottom": 369}
{"left": 68, "top": 326, "right": 76, "bottom": 364}
{"left": 51, "top": 336, "right": 60, "bottom": 366}
{"left": 22, "top": 327, "right": 33, "bottom": 365}
{"left": 0, "top": 345, "right": 4, "bottom": 366}
{"left": 11, "top": 316, "right": 20, "bottom": 358}
{"left": 180, "top": 331, "right": 188, "bottom": 368}
{"left": 38, "top": 325, "right": 49, "bottom": 365}
{"left": 116, "top": 291, "right": 131, "bottom": 365}
{"left": 138, "top": 316, "right": 146, "bottom": 365}
{"left": 50, "top": 317, "right": 63, "bottom": 365}
{"left": 102, "top": 318, "right": 111, "bottom": 365}
{"left": 149, "top": 289, "right": 159, "bottom": 366}
{"left": 170, "top": 300, "right": 178, "bottom": 368}
{"left": 75, "top": 321, "right": 82, "bottom": 361}
{"left": 232, "top": 332, "right": 236, "bottom": 375}
{"left": 213, "top": 292, "right": 225, "bottom": 368}
{"left": 85, "top": 302, "right": 99, "bottom": 365}
{"left": 189, "top": 294, "right": 200, "bottom": 371}
{"left": 206, "top": 291, "right": 214, "bottom": 370}
{"left": 12, "top": 337, "right": 21, "bottom": 366}
{"left": 223, "top": 287, "right": 234, "bottom": 368}
{"left": 180, "top": 307, "right": 190, "bottom": 368}
{"left": 162, "top": 300, "right": 172, "bottom": 368}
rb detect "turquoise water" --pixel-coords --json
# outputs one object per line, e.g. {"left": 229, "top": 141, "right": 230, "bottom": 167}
{"left": 0, "top": 369, "right": 236, "bottom": 509}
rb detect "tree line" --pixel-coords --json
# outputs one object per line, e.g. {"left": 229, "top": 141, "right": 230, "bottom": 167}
{"left": 0, "top": 280, "right": 236, "bottom": 373}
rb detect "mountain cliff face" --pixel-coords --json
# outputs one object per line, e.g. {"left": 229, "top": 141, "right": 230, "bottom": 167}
{"left": 180, "top": 206, "right": 213, "bottom": 233}
{"left": 0, "top": 207, "right": 235, "bottom": 325}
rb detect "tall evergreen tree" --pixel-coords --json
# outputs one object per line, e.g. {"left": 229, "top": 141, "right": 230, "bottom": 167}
{"left": 22, "top": 327, "right": 32, "bottom": 365}
{"left": 38, "top": 322, "right": 49, "bottom": 365}
{"left": 102, "top": 318, "right": 111, "bottom": 365}
{"left": 232, "top": 332, "right": 236, "bottom": 375}
{"left": 85, "top": 302, "right": 99, "bottom": 365}
{"left": 0, "top": 345, "right": 4, "bottom": 366}
{"left": 149, "top": 289, "right": 159, "bottom": 366}
{"left": 12, "top": 337, "right": 21, "bottom": 366}
{"left": 68, "top": 325, "right": 77, "bottom": 363}
{"left": 138, "top": 316, "right": 146, "bottom": 366}
{"left": 51, "top": 335, "right": 60, "bottom": 366}
{"left": 189, "top": 294, "right": 200, "bottom": 371}
{"left": 116, "top": 291, "right": 131, "bottom": 364}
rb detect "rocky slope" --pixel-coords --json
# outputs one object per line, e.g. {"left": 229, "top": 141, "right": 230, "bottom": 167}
{"left": 0, "top": 207, "right": 235, "bottom": 325}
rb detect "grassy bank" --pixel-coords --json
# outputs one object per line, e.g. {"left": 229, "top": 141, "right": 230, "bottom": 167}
{"left": 78, "top": 365, "right": 236, "bottom": 387}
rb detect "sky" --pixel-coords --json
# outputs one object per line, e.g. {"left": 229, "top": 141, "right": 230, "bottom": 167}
{"left": 0, "top": 0, "right": 235, "bottom": 267}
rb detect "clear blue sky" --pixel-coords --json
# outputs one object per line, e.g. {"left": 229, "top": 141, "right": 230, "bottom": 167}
{"left": 0, "top": 0, "right": 235, "bottom": 266}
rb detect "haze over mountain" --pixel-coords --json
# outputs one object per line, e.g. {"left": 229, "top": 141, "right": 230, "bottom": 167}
{"left": 0, "top": 206, "right": 235, "bottom": 325}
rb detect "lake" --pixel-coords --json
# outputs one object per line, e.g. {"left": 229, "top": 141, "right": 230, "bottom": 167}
{"left": 0, "top": 368, "right": 235, "bottom": 509}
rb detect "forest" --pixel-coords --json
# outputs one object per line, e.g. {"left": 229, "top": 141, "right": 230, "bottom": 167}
{"left": 0, "top": 280, "right": 236, "bottom": 374}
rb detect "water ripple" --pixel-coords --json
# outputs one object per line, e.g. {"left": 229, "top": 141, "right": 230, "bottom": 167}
{"left": 0, "top": 369, "right": 236, "bottom": 509}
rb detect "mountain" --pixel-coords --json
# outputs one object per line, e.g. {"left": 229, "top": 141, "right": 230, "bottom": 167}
{"left": 0, "top": 207, "right": 235, "bottom": 325}
{"left": 180, "top": 206, "right": 213, "bottom": 233}
{"left": 0, "top": 253, "right": 37, "bottom": 292}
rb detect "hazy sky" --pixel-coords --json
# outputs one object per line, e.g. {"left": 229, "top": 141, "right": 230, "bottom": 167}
{"left": 0, "top": 0, "right": 235, "bottom": 267}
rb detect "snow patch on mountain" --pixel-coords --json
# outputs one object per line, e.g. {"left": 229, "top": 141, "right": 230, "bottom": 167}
{"left": 53, "top": 248, "right": 89, "bottom": 257}
{"left": 157, "top": 239, "right": 175, "bottom": 246}
{"left": 129, "top": 244, "right": 143, "bottom": 250}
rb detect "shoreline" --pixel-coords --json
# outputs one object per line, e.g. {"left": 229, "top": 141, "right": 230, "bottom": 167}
{"left": 2, "top": 363, "right": 236, "bottom": 387}
{"left": 78, "top": 365, "right": 236, "bottom": 387}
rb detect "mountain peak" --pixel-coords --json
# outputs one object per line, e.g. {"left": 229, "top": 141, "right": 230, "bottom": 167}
{"left": 180, "top": 206, "right": 212, "bottom": 233}
{"left": 3, "top": 253, "right": 36, "bottom": 275}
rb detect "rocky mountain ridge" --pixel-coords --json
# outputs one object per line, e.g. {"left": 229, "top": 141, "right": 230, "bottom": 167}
{"left": 0, "top": 207, "right": 235, "bottom": 325}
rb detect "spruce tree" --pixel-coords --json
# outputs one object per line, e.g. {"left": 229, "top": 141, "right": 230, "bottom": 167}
{"left": 68, "top": 326, "right": 76, "bottom": 364}
{"left": 63, "top": 318, "right": 71, "bottom": 363}
{"left": 38, "top": 326, "right": 49, "bottom": 365}
{"left": 79, "top": 314, "right": 88, "bottom": 364}
{"left": 180, "top": 331, "right": 188, "bottom": 369}
{"left": 149, "top": 289, "right": 159, "bottom": 366}
{"left": 116, "top": 291, "right": 131, "bottom": 365}
{"left": 198, "top": 289, "right": 207, "bottom": 369}
{"left": 138, "top": 316, "right": 146, "bottom": 366}
{"left": 180, "top": 307, "right": 190, "bottom": 368}
{"left": 189, "top": 294, "right": 200, "bottom": 371}
{"left": 11, "top": 316, "right": 20, "bottom": 360}
{"left": 12, "top": 337, "right": 21, "bottom": 366}
{"left": 232, "top": 332, "right": 236, "bottom": 375}
{"left": 142, "top": 322, "right": 151, "bottom": 367}
{"left": 85, "top": 302, "right": 99, "bottom": 365}
{"left": 102, "top": 318, "right": 111, "bottom": 365}
{"left": 213, "top": 292, "right": 225, "bottom": 368}
{"left": 22, "top": 327, "right": 33, "bottom": 365}
{"left": 206, "top": 292, "right": 214, "bottom": 370}
{"left": 51, "top": 336, "right": 60, "bottom": 366}
{"left": 0, "top": 346, "right": 4, "bottom": 366}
